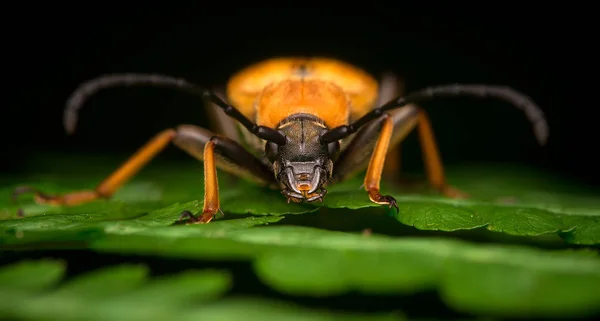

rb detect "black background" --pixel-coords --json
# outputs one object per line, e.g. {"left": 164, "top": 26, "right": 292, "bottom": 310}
{"left": 3, "top": 7, "right": 598, "bottom": 188}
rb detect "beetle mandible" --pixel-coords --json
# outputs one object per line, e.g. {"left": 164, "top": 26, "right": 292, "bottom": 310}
{"left": 14, "top": 57, "right": 549, "bottom": 223}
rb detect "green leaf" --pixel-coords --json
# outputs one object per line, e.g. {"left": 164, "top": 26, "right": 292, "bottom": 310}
{"left": 87, "top": 225, "right": 600, "bottom": 318}
{"left": 3, "top": 157, "right": 598, "bottom": 244}
{"left": 2, "top": 155, "right": 600, "bottom": 319}
{"left": 319, "top": 166, "right": 600, "bottom": 245}
{"left": 52, "top": 264, "right": 149, "bottom": 298}
{"left": 0, "top": 259, "right": 65, "bottom": 292}
{"left": 0, "top": 260, "right": 400, "bottom": 321}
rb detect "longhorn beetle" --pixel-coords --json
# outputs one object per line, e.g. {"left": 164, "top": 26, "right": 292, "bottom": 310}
{"left": 14, "top": 57, "right": 548, "bottom": 224}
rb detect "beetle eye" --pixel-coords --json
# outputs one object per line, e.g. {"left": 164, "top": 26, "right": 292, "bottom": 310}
{"left": 265, "top": 141, "right": 279, "bottom": 162}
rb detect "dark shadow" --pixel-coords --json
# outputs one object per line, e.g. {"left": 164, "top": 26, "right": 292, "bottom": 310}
{"left": 272, "top": 207, "right": 587, "bottom": 251}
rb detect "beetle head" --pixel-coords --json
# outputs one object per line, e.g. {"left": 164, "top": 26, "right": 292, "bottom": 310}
{"left": 265, "top": 114, "right": 339, "bottom": 203}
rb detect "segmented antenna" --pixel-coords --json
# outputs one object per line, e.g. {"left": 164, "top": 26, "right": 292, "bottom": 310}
{"left": 417, "top": 85, "right": 549, "bottom": 145}
{"left": 321, "top": 84, "right": 549, "bottom": 146}
{"left": 64, "top": 74, "right": 190, "bottom": 134}
{"left": 63, "top": 73, "right": 287, "bottom": 145}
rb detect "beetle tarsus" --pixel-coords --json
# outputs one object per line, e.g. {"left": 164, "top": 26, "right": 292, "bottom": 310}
{"left": 178, "top": 210, "right": 216, "bottom": 224}
{"left": 369, "top": 192, "right": 399, "bottom": 214}
{"left": 381, "top": 195, "right": 399, "bottom": 214}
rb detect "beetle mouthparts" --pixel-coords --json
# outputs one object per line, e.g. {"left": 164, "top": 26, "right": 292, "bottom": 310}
{"left": 282, "top": 187, "right": 327, "bottom": 203}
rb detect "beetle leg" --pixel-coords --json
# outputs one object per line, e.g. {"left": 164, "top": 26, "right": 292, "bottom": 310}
{"left": 13, "top": 129, "right": 177, "bottom": 206}
{"left": 363, "top": 114, "right": 399, "bottom": 212}
{"left": 376, "top": 72, "right": 405, "bottom": 177}
{"left": 173, "top": 126, "right": 276, "bottom": 224}
{"left": 333, "top": 106, "right": 418, "bottom": 184}
{"left": 334, "top": 106, "right": 467, "bottom": 205}
{"left": 186, "top": 139, "right": 219, "bottom": 223}
{"left": 167, "top": 139, "right": 219, "bottom": 225}
{"left": 416, "top": 110, "right": 468, "bottom": 198}
{"left": 12, "top": 125, "right": 276, "bottom": 224}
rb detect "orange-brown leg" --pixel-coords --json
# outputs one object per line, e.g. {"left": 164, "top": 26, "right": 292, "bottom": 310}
{"left": 362, "top": 109, "right": 467, "bottom": 212}
{"left": 179, "top": 140, "right": 219, "bottom": 224}
{"left": 13, "top": 129, "right": 177, "bottom": 206}
{"left": 13, "top": 125, "right": 276, "bottom": 224}
{"left": 363, "top": 114, "right": 399, "bottom": 212}
{"left": 416, "top": 110, "right": 468, "bottom": 198}
{"left": 377, "top": 72, "right": 404, "bottom": 177}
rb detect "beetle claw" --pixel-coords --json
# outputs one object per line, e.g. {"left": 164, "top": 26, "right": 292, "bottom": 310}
{"left": 176, "top": 210, "right": 216, "bottom": 225}
{"left": 379, "top": 195, "right": 399, "bottom": 214}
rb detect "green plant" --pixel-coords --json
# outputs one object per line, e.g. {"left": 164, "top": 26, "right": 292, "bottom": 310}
{"left": 1, "top": 154, "right": 599, "bottom": 320}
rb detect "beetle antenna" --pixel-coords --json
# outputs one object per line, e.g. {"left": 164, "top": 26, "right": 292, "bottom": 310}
{"left": 320, "top": 84, "right": 549, "bottom": 146}
{"left": 64, "top": 73, "right": 286, "bottom": 145}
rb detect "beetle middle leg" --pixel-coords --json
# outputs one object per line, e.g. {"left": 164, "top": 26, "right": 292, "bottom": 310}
{"left": 13, "top": 125, "right": 276, "bottom": 224}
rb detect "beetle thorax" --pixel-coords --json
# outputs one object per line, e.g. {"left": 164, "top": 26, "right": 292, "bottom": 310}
{"left": 255, "top": 79, "right": 351, "bottom": 129}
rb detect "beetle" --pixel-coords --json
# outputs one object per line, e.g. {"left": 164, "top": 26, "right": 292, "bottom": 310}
{"left": 14, "top": 57, "right": 548, "bottom": 224}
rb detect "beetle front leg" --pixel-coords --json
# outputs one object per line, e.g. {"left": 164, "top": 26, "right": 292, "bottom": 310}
{"left": 334, "top": 106, "right": 467, "bottom": 212}
{"left": 169, "top": 125, "right": 277, "bottom": 224}
{"left": 13, "top": 125, "right": 276, "bottom": 224}
{"left": 376, "top": 72, "right": 405, "bottom": 178}
{"left": 362, "top": 110, "right": 468, "bottom": 207}
{"left": 363, "top": 114, "right": 399, "bottom": 212}
{"left": 179, "top": 139, "right": 219, "bottom": 224}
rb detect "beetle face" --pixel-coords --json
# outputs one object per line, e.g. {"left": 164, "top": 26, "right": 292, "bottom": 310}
{"left": 266, "top": 115, "right": 338, "bottom": 203}
{"left": 277, "top": 159, "right": 331, "bottom": 202}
